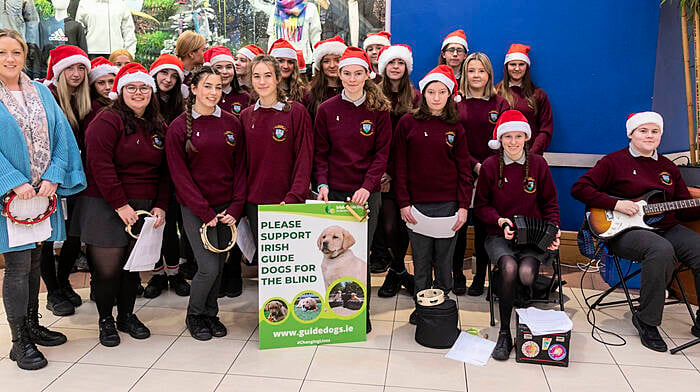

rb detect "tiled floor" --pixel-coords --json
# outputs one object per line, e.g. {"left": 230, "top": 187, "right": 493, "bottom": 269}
{"left": 0, "top": 273, "right": 698, "bottom": 391}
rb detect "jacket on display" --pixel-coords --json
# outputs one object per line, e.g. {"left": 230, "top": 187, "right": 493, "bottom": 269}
{"left": 75, "top": 0, "right": 136, "bottom": 54}
{"left": 267, "top": 1, "right": 321, "bottom": 64}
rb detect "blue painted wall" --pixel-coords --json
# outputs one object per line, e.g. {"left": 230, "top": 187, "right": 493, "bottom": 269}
{"left": 392, "top": 1, "right": 664, "bottom": 230}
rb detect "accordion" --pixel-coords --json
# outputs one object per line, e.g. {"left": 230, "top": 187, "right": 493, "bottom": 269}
{"left": 509, "top": 215, "right": 559, "bottom": 252}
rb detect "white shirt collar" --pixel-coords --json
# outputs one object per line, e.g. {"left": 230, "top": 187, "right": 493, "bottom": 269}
{"left": 504, "top": 152, "right": 526, "bottom": 165}
{"left": 253, "top": 99, "right": 285, "bottom": 111}
{"left": 342, "top": 89, "right": 366, "bottom": 106}
{"left": 629, "top": 144, "right": 658, "bottom": 160}
{"left": 464, "top": 92, "right": 491, "bottom": 101}
{"left": 508, "top": 82, "right": 521, "bottom": 88}
{"left": 223, "top": 85, "right": 232, "bottom": 94}
{"left": 192, "top": 105, "right": 221, "bottom": 119}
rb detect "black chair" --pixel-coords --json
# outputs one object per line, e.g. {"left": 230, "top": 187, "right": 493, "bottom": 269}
{"left": 588, "top": 241, "right": 697, "bottom": 354}
{"left": 487, "top": 249, "right": 565, "bottom": 327}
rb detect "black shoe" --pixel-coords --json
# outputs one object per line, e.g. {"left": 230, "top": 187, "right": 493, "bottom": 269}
{"left": 168, "top": 272, "right": 191, "bottom": 297}
{"left": 398, "top": 270, "right": 415, "bottom": 295}
{"left": 491, "top": 330, "right": 513, "bottom": 360}
{"left": 467, "top": 275, "right": 485, "bottom": 297}
{"left": 60, "top": 283, "right": 83, "bottom": 307}
{"left": 632, "top": 314, "right": 668, "bottom": 352}
{"left": 9, "top": 318, "right": 47, "bottom": 370}
{"left": 99, "top": 316, "right": 120, "bottom": 347}
{"left": 225, "top": 276, "right": 243, "bottom": 298}
{"left": 180, "top": 261, "right": 197, "bottom": 280}
{"left": 378, "top": 269, "right": 401, "bottom": 297}
{"left": 116, "top": 313, "right": 150, "bottom": 339}
{"left": 135, "top": 282, "right": 145, "bottom": 297}
{"left": 186, "top": 315, "right": 212, "bottom": 341}
{"left": 26, "top": 304, "right": 67, "bottom": 346}
{"left": 370, "top": 261, "right": 390, "bottom": 274}
{"left": 46, "top": 292, "right": 75, "bottom": 316}
{"left": 204, "top": 316, "right": 227, "bottom": 337}
{"left": 453, "top": 273, "right": 467, "bottom": 296}
{"left": 409, "top": 309, "right": 417, "bottom": 325}
{"left": 366, "top": 317, "right": 372, "bottom": 334}
{"left": 143, "top": 274, "right": 168, "bottom": 299}
{"left": 692, "top": 311, "right": 700, "bottom": 338}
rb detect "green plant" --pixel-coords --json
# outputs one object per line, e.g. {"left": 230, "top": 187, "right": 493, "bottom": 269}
{"left": 35, "top": 0, "right": 55, "bottom": 20}
{"left": 135, "top": 30, "right": 171, "bottom": 67}
{"left": 143, "top": 0, "right": 179, "bottom": 21}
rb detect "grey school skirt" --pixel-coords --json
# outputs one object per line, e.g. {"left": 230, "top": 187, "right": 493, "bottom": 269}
{"left": 70, "top": 196, "right": 153, "bottom": 247}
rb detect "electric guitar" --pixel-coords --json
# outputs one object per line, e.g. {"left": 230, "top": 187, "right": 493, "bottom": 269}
{"left": 586, "top": 190, "right": 700, "bottom": 239}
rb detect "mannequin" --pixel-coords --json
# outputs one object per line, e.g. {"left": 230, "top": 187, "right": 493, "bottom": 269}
{"left": 38, "top": 0, "right": 87, "bottom": 77}
{"left": 320, "top": 0, "right": 379, "bottom": 47}
{"left": 0, "top": 0, "right": 40, "bottom": 44}
{"left": 75, "top": 0, "right": 136, "bottom": 56}
{"left": 266, "top": 0, "right": 321, "bottom": 65}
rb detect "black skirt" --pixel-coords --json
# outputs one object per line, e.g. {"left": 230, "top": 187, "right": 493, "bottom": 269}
{"left": 70, "top": 196, "right": 153, "bottom": 247}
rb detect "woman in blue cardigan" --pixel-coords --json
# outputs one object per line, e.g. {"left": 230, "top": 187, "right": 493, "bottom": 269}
{"left": 0, "top": 30, "right": 86, "bottom": 371}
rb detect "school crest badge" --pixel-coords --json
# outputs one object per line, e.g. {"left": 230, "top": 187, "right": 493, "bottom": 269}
{"left": 273, "top": 125, "right": 287, "bottom": 142}
{"left": 488, "top": 110, "right": 499, "bottom": 125}
{"left": 151, "top": 134, "right": 164, "bottom": 150}
{"left": 445, "top": 131, "right": 456, "bottom": 147}
{"left": 224, "top": 131, "right": 237, "bottom": 147}
{"left": 659, "top": 171, "right": 673, "bottom": 186}
{"left": 524, "top": 177, "right": 537, "bottom": 194}
{"left": 232, "top": 102, "right": 242, "bottom": 114}
{"left": 360, "top": 120, "right": 374, "bottom": 136}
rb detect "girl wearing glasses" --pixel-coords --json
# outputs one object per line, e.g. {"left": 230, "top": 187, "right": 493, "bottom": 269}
{"left": 496, "top": 44, "right": 553, "bottom": 155}
{"left": 438, "top": 30, "right": 469, "bottom": 85}
{"left": 74, "top": 63, "right": 169, "bottom": 347}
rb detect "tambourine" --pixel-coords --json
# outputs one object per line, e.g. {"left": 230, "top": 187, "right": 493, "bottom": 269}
{"left": 200, "top": 214, "right": 237, "bottom": 253}
{"left": 344, "top": 198, "right": 369, "bottom": 222}
{"left": 1, "top": 191, "right": 57, "bottom": 225}
{"left": 125, "top": 210, "right": 153, "bottom": 239}
{"left": 416, "top": 289, "right": 446, "bottom": 307}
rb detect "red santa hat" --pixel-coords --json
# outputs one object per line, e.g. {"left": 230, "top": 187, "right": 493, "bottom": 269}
{"left": 109, "top": 62, "right": 157, "bottom": 100}
{"left": 338, "top": 46, "right": 376, "bottom": 79}
{"left": 149, "top": 53, "right": 184, "bottom": 82}
{"left": 269, "top": 38, "right": 297, "bottom": 60}
{"left": 626, "top": 111, "right": 664, "bottom": 137}
{"left": 377, "top": 44, "right": 413, "bottom": 77}
{"left": 504, "top": 43, "right": 531, "bottom": 66}
{"left": 418, "top": 65, "right": 462, "bottom": 103}
{"left": 488, "top": 109, "right": 532, "bottom": 149}
{"left": 296, "top": 50, "right": 306, "bottom": 74}
{"left": 88, "top": 57, "right": 119, "bottom": 84}
{"left": 441, "top": 29, "right": 468, "bottom": 51}
{"left": 46, "top": 45, "right": 91, "bottom": 84}
{"left": 203, "top": 46, "right": 235, "bottom": 67}
{"left": 313, "top": 36, "right": 347, "bottom": 74}
{"left": 237, "top": 44, "right": 264, "bottom": 61}
{"left": 363, "top": 31, "right": 391, "bottom": 49}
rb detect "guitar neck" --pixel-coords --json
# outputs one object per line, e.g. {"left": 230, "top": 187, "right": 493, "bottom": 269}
{"left": 643, "top": 198, "right": 700, "bottom": 214}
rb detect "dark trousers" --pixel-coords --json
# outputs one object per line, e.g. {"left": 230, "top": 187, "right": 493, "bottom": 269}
{"left": 245, "top": 202, "right": 259, "bottom": 264}
{"left": 155, "top": 196, "right": 191, "bottom": 273}
{"left": 452, "top": 209, "right": 488, "bottom": 283}
{"left": 607, "top": 224, "right": 700, "bottom": 326}
{"left": 2, "top": 248, "right": 41, "bottom": 322}
{"left": 41, "top": 196, "right": 81, "bottom": 292}
{"left": 408, "top": 202, "right": 458, "bottom": 296}
{"left": 328, "top": 189, "right": 381, "bottom": 312}
{"left": 181, "top": 205, "right": 229, "bottom": 316}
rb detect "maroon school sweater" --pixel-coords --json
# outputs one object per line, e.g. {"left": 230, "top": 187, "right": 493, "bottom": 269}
{"left": 571, "top": 147, "right": 700, "bottom": 230}
{"left": 475, "top": 153, "right": 560, "bottom": 235}
{"left": 166, "top": 110, "right": 246, "bottom": 222}
{"left": 313, "top": 95, "right": 392, "bottom": 192}
{"left": 303, "top": 85, "right": 342, "bottom": 120}
{"left": 503, "top": 86, "right": 553, "bottom": 155}
{"left": 386, "top": 87, "right": 422, "bottom": 180}
{"left": 457, "top": 95, "right": 510, "bottom": 169}
{"left": 240, "top": 102, "right": 313, "bottom": 204}
{"left": 83, "top": 110, "right": 169, "bottom": 211}
{"left": 220, "top": 88, "right": 250, "bottom": 117}
{"left": 82, "top": 99, "right": 108, "bottom": 131}
{"left": 393, "top": 113, "right": 473, "bottom": 209}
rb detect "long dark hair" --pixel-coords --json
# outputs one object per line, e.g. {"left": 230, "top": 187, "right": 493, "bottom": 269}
{"left": 89, "top": 84, "right": 112, "bottom": 107}
{"left": 497, "top": 145, "right": 530, "bottom": 188}
{"left": 381, "top": 67, "right": 415, "bottom": 116}
{"left": 308, "top": 67, "right": 338, "bottom": 118}
{"left": 496, "top": 65, "right": 538, "bottom": 115}
{"left": 281, "top": 61, "right": 308, "bottom": 102}
{"left": 184, "top": 66, "right": 223, "bottom": 153}
{"left": 155, "top": 70, "right": 185, "bottom": 125}
{"left": 106, "top": 88, "right": 164, "bottom": 137}
{"left": 413, "top": 84, "right": 458, "bottom": 124}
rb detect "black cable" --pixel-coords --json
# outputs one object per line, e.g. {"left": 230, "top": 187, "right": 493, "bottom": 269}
{"left": 580, "top": 248, "right": 628, "bottom": 347}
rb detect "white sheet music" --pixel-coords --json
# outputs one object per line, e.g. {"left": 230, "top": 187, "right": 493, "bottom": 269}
{"left": 236, "top": 217, "right": 256, "bottom": 262}
{"left": 445, "top": 331, "right": 497, "bottom": 366}
{"left": 515, "top": 307, "right": 573, "bottom": 335}
{"left": 405, "top": 206, "right": 458, "bottom": 239}
{"left": 124, "top": 217, "right": 164, "bottom": 272}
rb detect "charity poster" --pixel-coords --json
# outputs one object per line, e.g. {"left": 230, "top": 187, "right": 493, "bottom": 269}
{"left": 257, "top": 202, "right": 368, "bottom": 350}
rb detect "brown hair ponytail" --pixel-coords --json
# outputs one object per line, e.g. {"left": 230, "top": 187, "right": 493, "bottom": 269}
{"left": 184, "top": 93, "right": 197, "bottom": 153}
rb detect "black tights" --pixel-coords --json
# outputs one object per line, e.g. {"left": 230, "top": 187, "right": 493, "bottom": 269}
{"left": 40, "top": 237, "right": 82, "bottom": 293}
{"left": 87, "top": 244, "right": 139, "bottom": 319}
{"left": 380, "top": 197, "right": 409, "bottom": 272}
{"left": 498, "top": 255, "right": 539, "bottom": 332}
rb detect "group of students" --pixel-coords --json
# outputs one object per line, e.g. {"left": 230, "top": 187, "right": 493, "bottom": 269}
{"left": 1, "top": 24, "right": 699, "bottom": 372}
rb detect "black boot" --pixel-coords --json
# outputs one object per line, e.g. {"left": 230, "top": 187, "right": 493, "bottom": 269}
{"left": 467, "top": 273, "right": 485, "bottom": 296}
{"left": 46, "top": 291, "right": 75, "bottom": 316}
{"left": 398, "top": 270, "right": 415, "bottom": 295}
{"left": 168, "top": 272, "right": 191, "bottom": 297}
{"left": 9, "top": 318, "right": 48, "bottom": 370}
{"left": 453, "top": 273, "right": 467, "bottom": 296}
{"left": 27, "top": 304, "right": 67, "bottom": 346}
{"left": 143, "top": 274, "right": 168, "bottom": 299}
{"left": 378, "top": 269, "right": 401, "bottom": 297}
{"left": 60, "top": 281, "right": 83, "bottom": 307}
{"left": 491, "top": 330, "right": 513, "bottom": 360}
{"left": 632, "top": 314, "right": 667, "bottom": 352}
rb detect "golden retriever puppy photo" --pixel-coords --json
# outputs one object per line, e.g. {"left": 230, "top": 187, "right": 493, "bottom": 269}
{"left": 317, "top": 225, "right": 367, "bottom": 291}
{"left": 264, "top": 300, "right": 288, "bottom": 322}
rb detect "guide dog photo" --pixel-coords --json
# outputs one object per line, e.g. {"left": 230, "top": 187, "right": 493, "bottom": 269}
{"left": 264, "top": 300, "right": 288, "bottom": 323}
{"left": 317, "top": 225, "right": 366, "bottom": 291}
